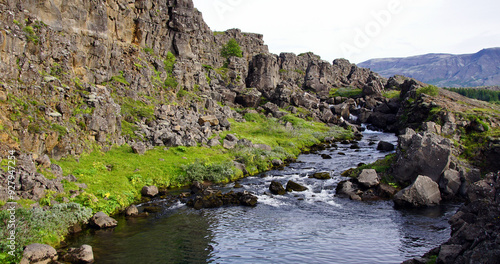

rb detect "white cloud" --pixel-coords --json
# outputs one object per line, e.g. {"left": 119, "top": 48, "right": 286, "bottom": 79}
{"left": 193, "top": 0, "right": 500, "bottom": 63}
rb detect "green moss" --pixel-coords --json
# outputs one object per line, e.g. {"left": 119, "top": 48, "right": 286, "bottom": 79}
{"left": 382, "top": 90, "right": 401, "bottom": 99}
{"left": 22, "top": 26, "right": 39, "bottom": 44}
{"left": 120, "top": 98, "right": 155, "bottom": 122}
{"left": 51, "top": 124, "right": 68, "bottom": 137}
{"left": 111, "top": 71, "right": 130, "bottom": 86}
{"left": 330, "top": 87, "right": 363, "bottom": 98}
{"left": 143, "top": 46, "right": 154, "bottom": 55}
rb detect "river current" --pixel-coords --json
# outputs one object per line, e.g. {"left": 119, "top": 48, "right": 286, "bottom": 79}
{"left": 65, "top": 128, "right": 459, "bottom": 264}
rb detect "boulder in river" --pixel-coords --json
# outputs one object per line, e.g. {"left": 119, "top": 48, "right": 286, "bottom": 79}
{"left": 357, "top": 169, "right": 380, "bottom": 188}
{"left": 377, "top": 141, "right": 395, "bottom": 151}
{"left": 286, "top": 180, "right": 308, "bottom": 192}
{"left": 310, "top": 172, "right": 331, "bottom": 180}
{"left": 269, "top": 181, "right": 286, "bottom": 195}
{"left": 394, "top": 175, "right": 441, "bottom": 208}
{"left": 124, "top": 205, "right": 139, "bottom": 216}
{"left": 89, "top": 212, "right": 118, "bottom": 229}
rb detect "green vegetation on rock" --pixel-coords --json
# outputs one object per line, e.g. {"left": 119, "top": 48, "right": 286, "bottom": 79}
{"left": 221, "top": 38, "right": 243, "bottom": 58}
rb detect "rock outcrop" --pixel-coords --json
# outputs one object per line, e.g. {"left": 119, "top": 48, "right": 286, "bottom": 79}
{"left": 404, "top": 172, "right": 500, "bottom": 264}
{"left": 186, "top": 182, "right": 257, "bottom": 209}
{"left": 392, "top": 130, "right": 452, "bottom": 184}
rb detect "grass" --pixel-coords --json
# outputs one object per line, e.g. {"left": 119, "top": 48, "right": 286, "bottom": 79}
{"left": 330, "top": 87, "right": 363, "bottom": 98}
{"left": 52, "top": 113, "right": 352, "bottom": 214}
{"left": 382, "top": 90, "right": 401, "bottom": 99}
{"left": 111, "top": 71, "right": 130, "bottom": 86}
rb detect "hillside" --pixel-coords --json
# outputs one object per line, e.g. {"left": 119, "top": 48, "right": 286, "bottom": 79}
{"left": 359, "top": 48, "right": 500, "bottom": 87}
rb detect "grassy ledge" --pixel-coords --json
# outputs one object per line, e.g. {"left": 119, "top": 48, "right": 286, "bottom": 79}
{"left": 51, "top": 113, "right": 353, "bottom": 215}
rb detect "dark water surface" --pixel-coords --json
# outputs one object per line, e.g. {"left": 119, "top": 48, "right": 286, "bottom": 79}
{"left": 65, "top": 128, "right": 459, "bottom": 264}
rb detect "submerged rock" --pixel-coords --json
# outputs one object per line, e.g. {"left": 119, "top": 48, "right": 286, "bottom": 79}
{"left": 394, "top": 175, "right": 441, "bottom": 208}
{"left": 124, "top": 205, "right": 139, "bottom": 216}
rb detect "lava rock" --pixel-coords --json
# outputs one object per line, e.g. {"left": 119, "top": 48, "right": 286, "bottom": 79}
{"left": 286, "top": 180, "right": 308, "bottom": 192}
{"left": 89, "top": 212, "right": 118, "bottom": 229}
{"left": 269, "top": 181, "right": 286, "bottom": 195}
{"left": 20, "top": 244, "right": 58, "bottom": 264}
{"left": 62, "top": 244, "right": 94, "bottom": 264}
{"left": 132, "top": 142, "right": 146, "bottom": 155}
{"left": 310, "top": 172, "right": 331, "bottom": 180}
{"left": 124, "top": 205, "right": 139, "bottom": 216}
{"left": 141, "top": 186, "right": 159, "bottom": 197}
{"left": 321, "top": 154, "right": 332, "bottom": 159}
{"left": 377, "top": 141, "right": 395, "bottom": 151}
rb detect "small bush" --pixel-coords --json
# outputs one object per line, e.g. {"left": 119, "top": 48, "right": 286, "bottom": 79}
{"left": 221, "top": 38, "right": 243, "bottom": 58}
{"left": 0, "top": 203, "right": 92, "bottom": 263}
{"left": 417, "top": 85, "right": 439, "bottom": 97}
{"left": 181, "top": 160, "right": 234, "bottom": 183}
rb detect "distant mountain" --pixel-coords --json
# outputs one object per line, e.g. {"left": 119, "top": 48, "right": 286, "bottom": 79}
{"left": 358, "top": 48, "right": 500, "bottom": 87}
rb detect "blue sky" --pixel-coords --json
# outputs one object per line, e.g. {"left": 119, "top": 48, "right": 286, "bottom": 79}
{"left": 192, "top": 0, "right": 500, "bottom": 63}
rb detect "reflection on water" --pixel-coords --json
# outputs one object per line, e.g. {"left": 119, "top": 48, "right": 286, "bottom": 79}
{"left": 66, "top": 209, "right": 214, "bottom": 263}
{"left": 65, "top": 128, "right": 459, "bottom": 264}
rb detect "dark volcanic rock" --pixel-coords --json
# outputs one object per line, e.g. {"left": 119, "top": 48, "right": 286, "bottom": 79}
{"left": 186, "top": 182, "right": 258, "bottom": 209}
{"left": 377, "top": 141, "right": 395, "bottom": 151}
{"left": 269, "top": 181, "right": 286, "bottom": 195}
{"left": 310, "top": 172, "right": 331, "bottom": 180}
{"left": 286, "top": 180, "right": 308, "bottom": 192}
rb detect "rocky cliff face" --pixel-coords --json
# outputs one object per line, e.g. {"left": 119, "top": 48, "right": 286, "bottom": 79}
{"left": 359, "top": 48, "right": 500, "bottom": 87}
{"left": 0, "top": 0, "right": 387, "bottom": 161}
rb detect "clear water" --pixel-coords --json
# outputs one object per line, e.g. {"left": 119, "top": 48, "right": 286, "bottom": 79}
{"left": 65, "top": 129, "right": 459, "bottom": 263}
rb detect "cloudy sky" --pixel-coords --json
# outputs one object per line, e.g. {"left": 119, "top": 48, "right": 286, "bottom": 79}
{"left": 192, "top": 0, "right": 500, "bottom": 63}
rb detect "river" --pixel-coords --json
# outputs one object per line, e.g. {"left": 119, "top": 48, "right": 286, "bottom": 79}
{"left": 64, "top": 128, "right": 459, "bottom": 263}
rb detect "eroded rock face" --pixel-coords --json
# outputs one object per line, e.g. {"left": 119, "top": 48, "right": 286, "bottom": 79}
{"left": 394, "top": 175, "right": 441, "bottom": 208}
{"left": 392, "top": 131, "right": 452, "bottom": 184}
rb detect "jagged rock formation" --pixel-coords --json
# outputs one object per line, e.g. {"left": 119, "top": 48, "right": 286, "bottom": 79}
{"left": 359, "top": 48, "right": 500, "bottom": 87}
